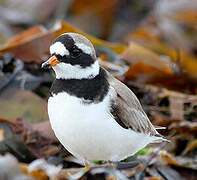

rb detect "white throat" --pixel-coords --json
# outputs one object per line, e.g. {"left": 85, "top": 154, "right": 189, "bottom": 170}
{"left": 52, "top": 60, "right": 100, "bottom": 79}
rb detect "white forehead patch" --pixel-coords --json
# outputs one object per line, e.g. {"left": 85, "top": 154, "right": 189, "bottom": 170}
{"left": 50, "top": 42, "right": 69, "bottom": 56}
{"left": 75, "top": 43, "right": 93, "bottom": 55}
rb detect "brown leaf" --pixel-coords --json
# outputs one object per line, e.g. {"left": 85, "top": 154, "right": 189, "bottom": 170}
{"left": 169, "top": 121, "right": 197, "bottom": 137}
{"left": 6, "top": 26, "right": 46, "bottom": 47}
{"left": 0, "top": 117, "right": 16, "bottom": 125}
{"left": 0, "top": 120, "right": 36, "bottom": 162}
{"left": 40, "top": 145, "right": 59, "bottom": 157}
{"left": 122, "top": 42, "right": 174, "bottom": 73}
{"left": 32, "top": 121, "right": 57, "bottom": 142}
{"left": 125, "top": 60, "right": 197, "bottom": 94}
{"left": 0, "top": 26, "right": 54, "bottom": 62}
{"left": 160, "top": 151, "right": 181, "bottom": 167}
{"left": 160, "top": 150, "right": 197, "bottom": 170}
{"left": 158, "top": 89, "right": 197, "bottom": 121}
{"left": 143, "top": 41, "right": 197, "bottom": 80}
{"left": 0, "top": 21, "right": 126, "bottom": 63}
{"left": 125, "top": 81, "right": 197, "bottom": 126}
{"left": 146, "top": 177, "right": 163, "bottom": 180}
{"left": 125, "top": 62, "right": 173, "bottom": 83}
{"left": 56, "top": 21, "right": 127, "bottom": 54}
{"left": 125, "top": 20, "right": 197, "bottom": 79}
{"left": 12, "top": 118, "right": 60, "bottom": 159}
{"left": 182, "top": 139, "right": 197, "bottom": 155}
{"left": 170, "top": 10, "right": 197, "bottom": 26}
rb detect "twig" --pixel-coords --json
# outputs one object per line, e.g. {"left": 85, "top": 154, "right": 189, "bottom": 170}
{"left": 135, "top": 143, "right": 167, "bottom": 180}
{"left": 116, "top": 161, "right": 140, "bottom": 170}
{"left": 135, "top": 133, "right": 174, "bottom": 180}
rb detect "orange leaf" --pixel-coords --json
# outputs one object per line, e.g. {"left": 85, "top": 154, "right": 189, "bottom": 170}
{"left": 147, "top": 177, "right": 163, "bottom": 180}
{"left": 122, "top": 42, "right": 174, "bottom": 73}
{"left": 124, "top": 61, "right": 194, "bottom": 93}
{"left": 125, "top": 25, "right": 197, "bottom": 79}
{"left": 125, "top": 62, "right": 173, "bottom": 83}
{"left": 56, "top": 21, "right": 127, "bottom": 54}
{"left": 160, "top": 151, "right": 180, "bottom": 166}
{"left": 171, "top": 10, "right": 197, "bottom": 26}
{"left": 70, "top": 0, "right": 118, "bottom": 38}
{"left": 21, "top": 163, "right": 48, "bottom": 180}
{"left": 6, "top": 26, "right": 46, "bottom": 47}
{"left": 0, "top": 129, "right": 4, "bottom": 142}
{"left": 0, "top": 27, "right": 55, "bottom": 62}
{"left": 0, "top": 21, "right": 126, "bottom": 62}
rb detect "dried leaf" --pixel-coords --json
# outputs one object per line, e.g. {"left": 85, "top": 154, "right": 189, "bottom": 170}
{"left": 0, "top": 129, "right": 4, "bottom": 142}
{"left": 70, "top": 0, "right": 118, "bottom": 38}
{"left": 158, "top": 89, "right": 197, "bottom": 121}
{"left": 11, "top": 118, "right": 60, "bottom": 159}
{"left": 0, "top": 117, "right": 16, "bottom": 125}
{"left": 125, "top": 62, "right": 173, "bottom": 83}
{"left": 125, "top": 22, "right": 197, "bottom": 79}
{"left": 0, "top": 88, "right": 48, "bottom": 123}
{"left": 124, "top": 61, "right": 194, "bottom": 94}
{"left": 146, "top": 177, "right": 163, "bottom": 180}
{"left": 170, "top": 10, "right": 197, "bottom": 26}
{"left": 56, "top": 21, "right": 127, "bottom": 54}
{"left": 32, "top": 121, "right": 57, "bottom": 142}
{"left": 122, "top": 42, "right": 174, "bottom": 73}
{"left": 0, "top": 121, "right": 36, "bottom": 162}
{"left": 0, "top": 21, "right": 127, "bottom": 63}
{"left": 125, "top": 81, "right": 197, "bottom": 125}
{"left": 169, "top": 121, "right": 197, "bottom": 137}
{"left": 182, "top": 139, "right": 197, "bottom": 155}
{"left": 160, "top": 151, "right": 181, "bottom": 167}
{"left": 58, "top": 168, "right": 84, "bottom": 179}
{"left": 143, "top": 41, "right": 197, "bottom": 80}
{"left": 160, "top": 150, "right": 197, "bottom": 170}
{"left": 6, "top": 26, "right": 46, "bottom": 47}
{"left": 0, "top": 26, "right": 54, "bottom": 62}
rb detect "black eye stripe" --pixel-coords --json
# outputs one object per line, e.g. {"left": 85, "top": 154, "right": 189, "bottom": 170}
{"left": 51, "top": 34, "right": 95, "bottom": 67}
{"left": 70, "top": 48, "right": 81, "bottom": 57}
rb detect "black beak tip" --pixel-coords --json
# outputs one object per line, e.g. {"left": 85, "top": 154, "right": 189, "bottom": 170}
{"left": 41, "top": 62, "right": 50, "bottom": 69}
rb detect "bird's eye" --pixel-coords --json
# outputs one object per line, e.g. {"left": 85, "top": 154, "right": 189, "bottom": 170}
{"left": 71, "top": 49, "right": 81, "bottom": 58}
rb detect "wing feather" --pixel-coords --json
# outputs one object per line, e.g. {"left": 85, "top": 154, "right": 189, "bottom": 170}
{"left": 106, "top": 70, "right": 158, "bottom": 136}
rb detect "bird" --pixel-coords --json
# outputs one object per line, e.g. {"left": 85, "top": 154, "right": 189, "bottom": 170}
{"left": 42, "top": 32, "right": 167, "bottom": 168}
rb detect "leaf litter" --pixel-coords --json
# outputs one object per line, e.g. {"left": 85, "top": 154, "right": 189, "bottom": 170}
{"left": 0, "top": 0, "right": 197, "bottom": 179}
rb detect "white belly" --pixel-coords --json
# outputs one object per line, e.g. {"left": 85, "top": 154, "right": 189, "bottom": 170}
{"left": 48, "top": 91, "right": 155, "bottom": 161}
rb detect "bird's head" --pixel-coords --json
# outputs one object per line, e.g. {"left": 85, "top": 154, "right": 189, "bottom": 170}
{"left": 42, "top": 33, "right": 99, "bottom": 79}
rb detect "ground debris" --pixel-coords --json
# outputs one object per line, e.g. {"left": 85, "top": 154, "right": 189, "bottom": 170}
{"left": 0, "top": 0, "right": 197, "bottom": 179}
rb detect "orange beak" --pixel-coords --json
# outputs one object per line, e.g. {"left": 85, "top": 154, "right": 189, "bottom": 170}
{"left": 41, "top": 55, "right": 60, "bottom": 69}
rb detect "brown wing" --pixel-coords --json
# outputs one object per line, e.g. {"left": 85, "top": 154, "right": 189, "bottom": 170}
{"left": 106, "top": 70, "right": 158, "bottom": 136}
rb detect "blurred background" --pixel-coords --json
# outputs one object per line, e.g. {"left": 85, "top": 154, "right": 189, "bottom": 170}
{"left": 1, "top": 0, "right": 158, "bottom": 42}
{"left": 0, "top": 0, "right": 197, "bottom": 179}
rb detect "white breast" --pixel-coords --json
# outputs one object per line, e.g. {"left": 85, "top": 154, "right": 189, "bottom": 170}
{"left": 48, "top": 87, "right": 158, "bottom": 161}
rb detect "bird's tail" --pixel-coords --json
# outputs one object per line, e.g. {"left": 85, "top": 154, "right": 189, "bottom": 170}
{"left": 152, "top": 133, "right": 170, "bottom": 143}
